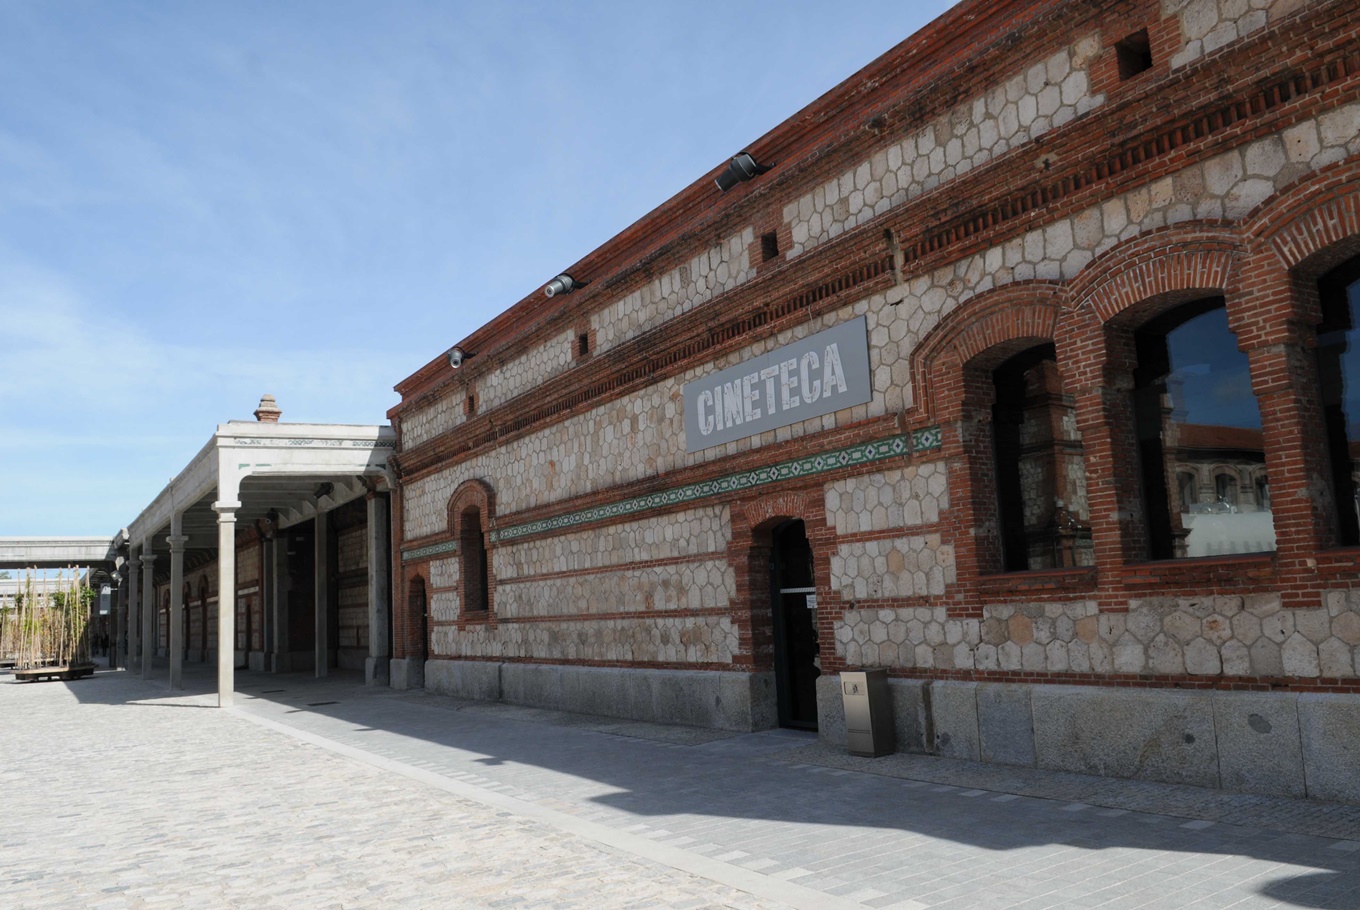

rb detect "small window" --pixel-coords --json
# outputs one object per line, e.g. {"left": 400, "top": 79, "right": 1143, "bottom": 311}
{"left": 1214, "top": 473, "right": 1239, "bottom": 509}
{"left": 461, "top": 507, "right": 489, "bottom": 613}
{"left": 761, "top": 231, "right": 780, "bottom": 262}
{"left": 1177, "top": 472, "right": 1198, "bottom": 508}
{"left": 465, "top": 394, "right": 477, "bottom": 417}
{"left": 1132, "top": 299, "right": 1273, "bottom": 558}
{"left": 1115, "top": 29, "right": 1153, "bottom": 80}
{"left": 1253, "top": 474, "right": 1270, "bottom": 512}
{"left": 578, "top": 332, "right": 591, "bottom": 357}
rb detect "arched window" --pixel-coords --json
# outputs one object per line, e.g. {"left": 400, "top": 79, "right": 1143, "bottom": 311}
{"left": 1177, "top": 471, "right": 1199, "bottom": 509}
{"left": 1131, "top": 298, "right": 1273, "bottom": 558}
{"left": 1316, "top": 255, "right": 1360, "bottom": 545}
{"left": 991, "top": 343, "right": 1092, "bottom": 570}
{"left": 1252, "top": 472, "right": 1270, "bottom": 512}
{"left": 449, "top": 480, "right": 495, "bottom": 618}
{"left": 1214, "top": 472, "right": 1239, "bottom": 510}
{"left": 460, "top": 507, "right": 490, "bottom": 613}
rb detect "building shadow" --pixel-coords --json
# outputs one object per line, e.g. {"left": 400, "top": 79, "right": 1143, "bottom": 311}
{"left": 41, "top": 664, "right": 1360, "bottom": 910}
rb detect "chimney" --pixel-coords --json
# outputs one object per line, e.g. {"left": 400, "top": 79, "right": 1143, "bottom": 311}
{"left": 254, "top": 394, "right": 282, "bottom": 423}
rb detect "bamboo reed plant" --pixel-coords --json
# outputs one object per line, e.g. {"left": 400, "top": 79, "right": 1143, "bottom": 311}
{"left": 4, "top": 567, "right": 93, "bottom": 670}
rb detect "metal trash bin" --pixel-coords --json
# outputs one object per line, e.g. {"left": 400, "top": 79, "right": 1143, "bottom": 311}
{"left": 841, "top": 669, "right": 895, "bottom": 757}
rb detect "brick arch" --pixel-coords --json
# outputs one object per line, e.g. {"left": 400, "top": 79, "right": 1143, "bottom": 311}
{"left": 447, "top": 478, "right": 495, "bottom": 535}
{"left": 448, "top": 479, "right": 495, "bottom": 620}
{"left": 729, "top": 489, "right": 834, "bottom": 677}
{"left": 737, "top": 490, "right": 822, "bottom": 536}
{"left": 1068, "top": 223, "right": 1244, "bottom": 328}
{"left": 910, "top": 281, "right": 1067, "bottom": 423}
{"left": 1248, "top": 156, "right": 1360, "bottom": 277}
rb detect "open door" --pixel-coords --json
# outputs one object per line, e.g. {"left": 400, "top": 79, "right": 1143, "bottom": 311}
{"left": 770, "top": 519, "right": 820, "bottom": 729}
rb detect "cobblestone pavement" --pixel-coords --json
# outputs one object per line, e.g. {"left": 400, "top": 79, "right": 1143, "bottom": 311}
{"left": 7, "top": 666, "right": 1360, "bottom": 910}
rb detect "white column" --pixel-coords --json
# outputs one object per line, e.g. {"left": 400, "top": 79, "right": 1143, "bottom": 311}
{"left": 215, "top": 502, "right": 239, "bottom": 707}
{"left": 126, "top": 552, "right": 140, "bottom": 670}
{"left": 365, "top": 493, "right": 390, "bottom": 686}
{"left": 140, "top": 551, "right": 155, "bottom": 678}
{"left": 168, "top": 520, "right": 187, "bottom": 690}
{"left": 112, "top": 559, "right": 125, "bottom": 670}
{"left": 314, "top": 510, "right": 329, "bottom": 678}
{"left": 271, "top": 534, "right": 288, "bottom": 671}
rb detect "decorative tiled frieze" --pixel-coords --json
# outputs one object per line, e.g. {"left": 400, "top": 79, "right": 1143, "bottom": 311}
{"left": 490, "top": 435, "right": 912, "bottom": 544}
{"left": 231, "top": 437, "right": 395, "bottom": 449}
{"left": 402, "top": 539, "right": 459, "bottom": 562}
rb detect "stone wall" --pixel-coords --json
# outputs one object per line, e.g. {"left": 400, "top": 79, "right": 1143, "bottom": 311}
{"left": 591, "top": 229, "right": 756, "bottom": 355}
{"left": 784, "top": 36, "right": 1104, "bottom": 259}
{"left": 390, "top": 0, "right": 1360, "bottom": 794}
{"left": 835, "top": 594, "right": 1360, "bottom": 679}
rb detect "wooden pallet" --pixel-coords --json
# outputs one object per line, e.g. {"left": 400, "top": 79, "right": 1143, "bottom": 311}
{"left": 13, "top": 664, "right": 95, "bottom": 682}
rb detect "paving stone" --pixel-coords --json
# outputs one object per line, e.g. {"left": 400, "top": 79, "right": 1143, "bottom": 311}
{"left": 11, "top": 665, "right": 1360, "bottom": 910}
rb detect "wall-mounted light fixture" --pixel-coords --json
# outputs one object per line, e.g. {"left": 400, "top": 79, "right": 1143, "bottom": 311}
{"left": 544, "top": 274, "right": 588, "bottom": 298}
{"left": 447, "top": 346, "right": 473, "bottom": 369}
{"left": 714, "top": 152, "right": 773, "bottom": 192}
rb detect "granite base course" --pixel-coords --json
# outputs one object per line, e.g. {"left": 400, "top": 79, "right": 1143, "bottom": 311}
{"left": 817, "top": 676, "right": 1360, "bottom": 803}
{"left": 424, "top": 658, "right": 777, "bottom": 732}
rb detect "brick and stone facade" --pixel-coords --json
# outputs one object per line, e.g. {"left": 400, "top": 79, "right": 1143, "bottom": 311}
{"left": 390, "top": 0, "right": 1360, "bottom": 801}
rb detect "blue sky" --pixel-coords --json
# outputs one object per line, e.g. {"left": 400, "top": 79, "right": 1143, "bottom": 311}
{"left": 0, "top": 0, "right": 958, "bottom": 535}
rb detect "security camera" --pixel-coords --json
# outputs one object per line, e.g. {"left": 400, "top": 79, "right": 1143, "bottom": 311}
{"left": 545, "top": 274, "right": 587, "bottom": 298}
{"left": 714, "top": 152, "right": 773, "bottom": 192}
{"left": 447, "top": 346, "right": 466, "bottom": 369}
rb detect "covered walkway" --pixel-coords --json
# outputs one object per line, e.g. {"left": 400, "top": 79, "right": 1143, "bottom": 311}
{"left": 117, "top": 397, "right": 395, "bottom": 706}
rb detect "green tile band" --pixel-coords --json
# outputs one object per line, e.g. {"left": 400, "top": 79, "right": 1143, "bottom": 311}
{"left": 482, "top": 431, "right": 935, "bottom": 546}
{"left": 401, "top": 539, "right": 460, "bottom": 561}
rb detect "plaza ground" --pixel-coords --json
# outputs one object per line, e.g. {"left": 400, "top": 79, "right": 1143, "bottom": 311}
{"left": 4, "top": 665, "right": 1360, "bottom": 910}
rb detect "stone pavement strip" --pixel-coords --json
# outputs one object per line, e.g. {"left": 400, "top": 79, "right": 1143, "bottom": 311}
{"left": 5, "top": 667, "right": 1360, "bottom": 910}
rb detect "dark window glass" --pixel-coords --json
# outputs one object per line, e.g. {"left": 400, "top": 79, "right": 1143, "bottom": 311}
{"left": 992, "top": 344, "right": 1091, "bottom": 571}
{"left": 1317, "top": 257, "right": 1360, "bottom": 544}
{"left": 461, "top": 508, "right": 489, "bottom": 613}
{"left": 1132, "top": 299, "right": 1274, "bottom": 559}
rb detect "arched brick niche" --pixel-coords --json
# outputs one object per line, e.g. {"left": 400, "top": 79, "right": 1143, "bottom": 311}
{"left": 448, "top": 479, "right": 496, "bottom": 622}
{"left": 912, "top": 283, "right": 1080, "bottom": 590}
{"left": 1239, "top": 161, "right": 1360, "bottom": 566}
{"left": 729, "top": 490, "right": 834, "bottom": 673}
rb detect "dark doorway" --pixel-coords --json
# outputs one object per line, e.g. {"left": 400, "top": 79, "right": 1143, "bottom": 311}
{"left": 770, "top": 519, "right": 820, "bottom": 730}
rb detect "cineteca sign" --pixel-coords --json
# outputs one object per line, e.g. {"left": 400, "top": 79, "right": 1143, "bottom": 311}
{"left": 684, "top": 316, "right": 872, "bottom": 452}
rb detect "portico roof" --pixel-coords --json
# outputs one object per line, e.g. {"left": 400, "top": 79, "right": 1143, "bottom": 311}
{"left": 0, "top": 536, "right": 119, "bottom": 571}
{"left": 125, "top": 419, "right": 396, "bottom": 560}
